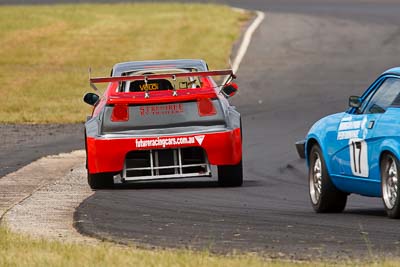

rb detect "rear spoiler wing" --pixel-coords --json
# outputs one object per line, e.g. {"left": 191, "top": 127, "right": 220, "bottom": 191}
{"left": 89, "top": 69, "right": 236, "bottom": 99}
{"left": 90, "top": 69, "right": 235, "bottom": 84}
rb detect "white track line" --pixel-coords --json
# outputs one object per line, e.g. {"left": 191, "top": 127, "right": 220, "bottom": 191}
{"left": 231, "top": 10, "right": 265, "bottom": 73}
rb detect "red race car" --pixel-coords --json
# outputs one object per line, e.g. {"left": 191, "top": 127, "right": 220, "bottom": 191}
{"left": 83, "top": 59, "right": 242, "bottom": 189}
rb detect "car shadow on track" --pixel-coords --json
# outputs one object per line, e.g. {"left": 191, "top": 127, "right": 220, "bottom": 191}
{"left": 113, "top": 180, "right": 218, "bottom": 190}
{"left": 109, "top": 179, "right": 259, "bottom": 190}
{"left": 343, "top": 208, "right": 386, "bottom": 217}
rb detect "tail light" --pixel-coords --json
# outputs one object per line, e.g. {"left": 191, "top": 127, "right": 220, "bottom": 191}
{"left": 197, "top": 98, "right": 216, "bottom": 117}
{"left": 111, "top": 104, "right": 129, "bottom": 122}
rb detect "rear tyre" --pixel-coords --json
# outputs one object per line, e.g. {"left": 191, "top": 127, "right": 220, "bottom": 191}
{"left": 218, "top": 160, "right": 243, "bottom": 187}
{"left": 87, "top": 172, "right": 114, "bottom": 190}
{"left": 380, "top": 153, "right": 400, "bottom": 219}
{"left": 309, "top": 145, "right": 347, "bottom": 213}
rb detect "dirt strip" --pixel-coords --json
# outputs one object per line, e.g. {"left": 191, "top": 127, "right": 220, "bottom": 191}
{"left": 0, "top": 150, "right": 96, "bottom": 244}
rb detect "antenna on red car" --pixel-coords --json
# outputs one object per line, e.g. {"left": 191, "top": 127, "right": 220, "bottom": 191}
{"left": 223, "top": 72, "right": 236, "bottom": 86}
{"left": 88, "top": 67, "right": 99, "bottom": 92}
{"left": 222, "top": 60, "right": 236, "bottom": 85}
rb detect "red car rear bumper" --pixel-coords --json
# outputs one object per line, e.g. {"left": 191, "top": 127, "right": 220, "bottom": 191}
{"left": 86, "top": 128, "right": 242, "bottom": 174}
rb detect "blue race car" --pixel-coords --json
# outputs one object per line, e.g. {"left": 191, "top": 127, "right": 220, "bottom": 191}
{"left": 296, "top": 67, "right": 400, "bottom": 218}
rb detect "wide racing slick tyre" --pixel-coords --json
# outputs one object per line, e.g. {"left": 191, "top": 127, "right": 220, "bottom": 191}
{"left": 218, "top": 160, "right": 243, "bottom": 187}
{"left": 309, "top": 145, "right": 347, "bottom": 213}
{"left": 87, "top": 172, "right": 114, "bottom": 190}
{"left": 380, "top": 153, "right": 400, "bottom": 219}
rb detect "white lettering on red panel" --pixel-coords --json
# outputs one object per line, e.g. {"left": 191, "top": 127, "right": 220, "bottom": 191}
{"left": 135, "top": 135, "right": 205, "bottom": 148}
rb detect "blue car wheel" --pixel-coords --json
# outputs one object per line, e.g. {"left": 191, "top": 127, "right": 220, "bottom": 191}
{"left": 381, "top": 153, "right": 400, "bottom": 218}
{"left": 309, "top": 145, "right": 347, "bottom": 213}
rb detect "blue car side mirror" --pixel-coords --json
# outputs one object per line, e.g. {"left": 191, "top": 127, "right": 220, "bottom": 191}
{"left": 349, "top": 96, "right": 362, "bottom": 108}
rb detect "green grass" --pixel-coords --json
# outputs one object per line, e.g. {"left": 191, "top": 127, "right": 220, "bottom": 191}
{"left": 0, "top": 3, "right": 249, "bottom": 123}
{"left": 2, "top": 227, "right": 399, "bottom": 267}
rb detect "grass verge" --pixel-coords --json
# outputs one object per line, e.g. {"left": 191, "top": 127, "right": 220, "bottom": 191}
{"left": 0, "top": 3, "right": 249, "bottom": 123}
{"left": 3, "top": 226, "right": 399, "bottom": 267}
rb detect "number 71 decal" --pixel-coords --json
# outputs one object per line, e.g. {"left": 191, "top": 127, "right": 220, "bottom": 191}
{"left": 349, "top": 138, "right": 369, "bottom": 177}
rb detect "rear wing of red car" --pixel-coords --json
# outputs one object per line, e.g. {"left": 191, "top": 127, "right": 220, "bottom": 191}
{"left": 90, "top": 69, "right": 235, "bottom": 84}
{"left": 89, "top": 69, "right": 236, "bottom": 105}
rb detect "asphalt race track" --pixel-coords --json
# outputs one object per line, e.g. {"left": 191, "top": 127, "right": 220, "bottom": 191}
{"left": 3, "top": 0, "right": 400, "bottom": 260}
